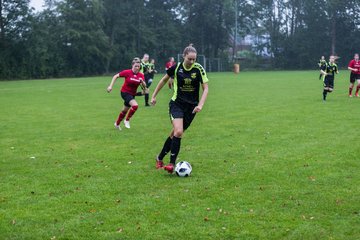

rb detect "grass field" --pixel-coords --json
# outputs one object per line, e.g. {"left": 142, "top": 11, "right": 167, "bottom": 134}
{"left": 1, "top": 71, "right": 359, "bottom": 239}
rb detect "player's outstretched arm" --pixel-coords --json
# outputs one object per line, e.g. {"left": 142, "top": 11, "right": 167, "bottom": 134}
{"left": 151, "top": 74, "right": 170, "bottom": 105}
{"left": 107, "top": 73, "right": 120, "bottom": 93}
{"left": 193, "top": 82, "right": 208, "bottom": 113}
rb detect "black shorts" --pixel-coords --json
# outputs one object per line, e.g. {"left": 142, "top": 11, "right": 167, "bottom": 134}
{"left": 350, "top": 72, "right": 360, "bottom": 83}
{"left": 169, "top": 100, "right": 196, "bottom": 130}
{"left": 324, "top": 76, "right": 334, "bottom": 89}
{"left": 121, "top": 92, "right": 135, "bottom": 107}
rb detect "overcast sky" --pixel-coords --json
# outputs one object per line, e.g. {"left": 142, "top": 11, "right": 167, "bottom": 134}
{"left": 29, "top": 0, "right": 45, "bottom": 12}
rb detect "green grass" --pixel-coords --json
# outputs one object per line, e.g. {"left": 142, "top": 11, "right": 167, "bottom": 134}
{"left": 1, "top": 71, "right": 359, "bottom": 239}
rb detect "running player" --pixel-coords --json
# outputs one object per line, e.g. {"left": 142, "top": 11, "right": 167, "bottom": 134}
{"left": 146, "top": 58, "right": 157, "bottom": 88}
{"left": 136, "top": 54, "right": 151, "bottom": 106}
{"left": 151, "top": 44, "right": 209, "bottom": 173}
{"left": 107, "top": 57, "right": 147, "bottom": 130}
{"left": 318, "top": 56, "right": 327, "bottom": 80}
{"left": 165, "top": 57, "right": 176, "bottom": 89}
{"left": 320, "top": 55, "right": 339, "bottom": 101}
{"left": 348, "top": 53, "right": 360, "bottom": 97}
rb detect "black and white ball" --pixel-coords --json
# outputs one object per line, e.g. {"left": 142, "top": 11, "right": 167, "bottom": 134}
{"left": 175, "top": 161, "right": 192, "bottom": 177}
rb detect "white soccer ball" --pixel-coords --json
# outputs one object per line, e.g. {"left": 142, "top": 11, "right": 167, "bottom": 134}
{"left": 175, "top": 161, "right": 192, "bottom": 177}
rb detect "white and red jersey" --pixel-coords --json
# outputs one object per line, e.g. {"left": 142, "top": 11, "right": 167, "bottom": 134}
{"left": 165, "top": 61, "right": 176, "bottom": 70}
{"left": 348, "top": 59, "right": 360, "bottom": 75}
{"left": 119, "top": 69, "right": 145, "bottom": 95}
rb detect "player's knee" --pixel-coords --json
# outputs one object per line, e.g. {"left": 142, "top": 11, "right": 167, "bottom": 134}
{"left": 173, "top": 129, "right": 183, "bottom": 138}
{"left": 132, "top": 105, "right": 138, "bottom": 111}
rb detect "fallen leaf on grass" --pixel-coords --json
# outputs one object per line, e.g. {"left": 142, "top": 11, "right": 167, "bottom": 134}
{"left": 336, "top": 199, "right": 343, "bottom": 205}
{"left": 117, "top": 228, "right": 123, "bottom": 233}
{"left": 204, "top": 217, "right": 209, "bottom": 221}
{"left": 11, "top": 219, "right": 16, "bottom": 225}
{"left": 308, "top": 176, "right": 316, "bottom": 181}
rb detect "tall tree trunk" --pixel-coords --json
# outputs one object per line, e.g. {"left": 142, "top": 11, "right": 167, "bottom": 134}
{"left": 215, "top": 2, "right": 224, "bottom": 58}
{"left": 0, "top": 0, "right": 5, "bottom": 43}
{"left": 331, "top": 14, "right": 336, "bottom": 55}
{"left": 105, "top": 25, "right": 114, "bottom": 74}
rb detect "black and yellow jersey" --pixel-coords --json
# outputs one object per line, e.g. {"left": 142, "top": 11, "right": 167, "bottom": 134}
{"left": 147, "top": 63, "right": 156, "bottom": 78}
{"left": 167, "top": 62, "right": 209, "bottom": 105}
{"left": 324, "top": 62, "right": 338, "bottom": 77}
{"left": 140, "top": 61, "right": 149, "bottom": 74}
{"left": 318, "top": 59, "right": 327, "bottom": 69}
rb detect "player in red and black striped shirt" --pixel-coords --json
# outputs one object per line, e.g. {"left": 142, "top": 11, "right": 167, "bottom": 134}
{"left": 107, "top": 57, "right": 147, "bottom": 130}
{"left": 348, "top": 53, "right": 360, "bottom": 97}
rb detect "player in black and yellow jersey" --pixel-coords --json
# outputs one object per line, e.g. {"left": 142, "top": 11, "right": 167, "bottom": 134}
{"left": 146, "top": 58, "right": 157, "bottom": 88}
{"left": 137, "top": 54, "right": 151, "bottom": 106}
{"left": 151, "top": 44, "right": 209, "bottom": 173}
{"left": 318, "top": 56, "right": 327, "bottom": 80}
{"left": 320, "top": 55, "right": 339, "bottom": 101}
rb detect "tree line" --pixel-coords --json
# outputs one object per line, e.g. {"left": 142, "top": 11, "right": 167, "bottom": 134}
{"left": 1, "top": 0, "right": 360, "bottom": 80}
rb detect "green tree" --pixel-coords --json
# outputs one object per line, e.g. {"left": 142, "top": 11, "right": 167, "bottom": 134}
{"left": 0, "top": 0, "right": 32, "bottom": 79}
{"left": 57, "top": 0, "right": 110, "bottom": 76}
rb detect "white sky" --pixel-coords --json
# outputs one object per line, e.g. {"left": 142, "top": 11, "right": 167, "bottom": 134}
{"left": 29, "top": 0, "right": 45, "bottom": 12}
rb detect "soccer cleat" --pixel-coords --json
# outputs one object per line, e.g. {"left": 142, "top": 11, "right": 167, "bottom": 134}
{"left": 356, "top": 93, "right": 359, "bottom": 97}
{"left": 114, "top": 122, "right": 121, "bottom": 131}
{"left": 349, "top": 94, "right": 353, "bottom": 97}
{"left": 124, "top": 120, "right": 130, "bottom": 129}
{"left": 163, "top": 164, "right": 174, "bottom": 173}
{"left": 156, "top": 159, "right": 164, "bottom": 169}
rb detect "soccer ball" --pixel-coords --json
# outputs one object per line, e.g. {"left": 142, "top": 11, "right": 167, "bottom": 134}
{"left": 175, "top": 161, "right": 192, "bottom": 177}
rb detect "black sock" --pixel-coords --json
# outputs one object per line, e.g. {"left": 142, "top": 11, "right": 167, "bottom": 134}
{"left": 158, "top": 137, "right": 172, "bottom": 161}
{"left": 323, "top": 90, "right": 327, "bottom": 100}
{"left": 145, "top": 93, "right": 149, "bottom": 105}
{"left": 170, "top": 136, "right": 181, "bottom": 165}
{"left": 136, "top": 92, "right": 143, "bottom": 96}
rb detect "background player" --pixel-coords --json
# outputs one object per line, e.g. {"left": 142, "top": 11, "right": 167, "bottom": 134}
{"left": 151, "top": 44, "right": 209, "bottom": 173}
{"left": 139, "top": 53, "right": 151, "bottom": 106}
{"left": 146, "top": 58, "right": 157, "bottom": 88}
{"left": 107, "top": 57, "right": 147, "bottom": 130}
{"left": 320, "top": 55, "right": 338, "bottom": 101}
{"left": 318, "top": 56, "right": 327, "bottom": 80}
{"left": 348, "top": 53, "right": 360, "bottom": 97}
{"left": 165, "top": 57, "right": 176, "bottom": 89}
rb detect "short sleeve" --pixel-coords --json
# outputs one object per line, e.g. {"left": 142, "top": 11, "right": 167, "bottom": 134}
{"left": 119, "top": 69, "right": 129, "bottom": 77}
{"left": 196, "top": 63, "right": 209, "bottom": 83}
{"left": 166, "top": 63, "right": 177, "bottom": 77}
